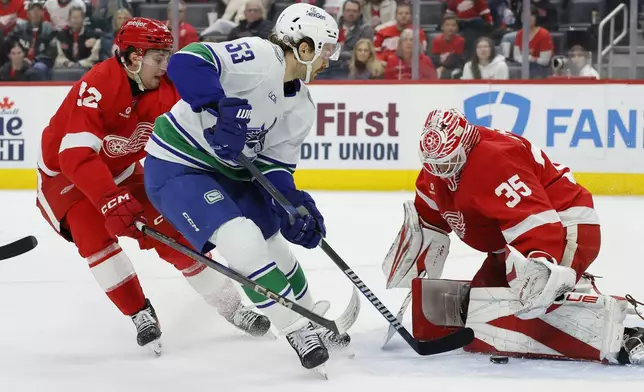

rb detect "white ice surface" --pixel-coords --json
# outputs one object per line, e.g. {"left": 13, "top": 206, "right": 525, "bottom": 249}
{"left": 1, "top": 191, "right": 644, "bottom": 392}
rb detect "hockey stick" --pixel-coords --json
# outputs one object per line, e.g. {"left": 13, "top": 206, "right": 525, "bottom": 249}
{"left": 238, "top": 154, "right": 475, "bottom": 355}
{"left": 136, "top": 222, "right": 360, "bottom": 335}
{"left": 0, "top": 236, "right": 38, "bottom": 261}
{"left": 382, "top": 270, "right": 427, "bottom": 348}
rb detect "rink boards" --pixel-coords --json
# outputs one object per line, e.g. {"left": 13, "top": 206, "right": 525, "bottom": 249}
{"left": 2, "top": 80, "right": 644, "bottom": 194}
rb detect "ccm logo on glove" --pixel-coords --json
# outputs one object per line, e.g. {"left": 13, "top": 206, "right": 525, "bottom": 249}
{"left": 101, "top": 193, "right": 132, "bottom": 214}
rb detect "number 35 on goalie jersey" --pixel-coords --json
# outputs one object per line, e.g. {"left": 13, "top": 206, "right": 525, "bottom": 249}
{"left": 414, "top": 127, "right": 599, "bottom": 263}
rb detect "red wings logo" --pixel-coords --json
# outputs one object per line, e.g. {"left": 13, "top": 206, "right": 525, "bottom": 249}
{"left": 102, "top": 122, "right": 154, "bottom": 158}
{"left": 441, "top": 210, "right": 466, "bottom": 239}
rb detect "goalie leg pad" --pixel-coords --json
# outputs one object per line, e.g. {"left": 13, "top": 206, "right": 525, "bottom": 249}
{"left": 411, "top": 278, "right": 628, "bottom": 362}
{"left": 465, "top": 287, "right": 627, "bottom": 362}
{"left": 411, "top": 278, "right": 470, "bottom": 341}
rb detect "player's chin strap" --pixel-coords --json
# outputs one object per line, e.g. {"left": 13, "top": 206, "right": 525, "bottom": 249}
{"left": 120, "top": 57, "right": 146, "bottom": 91}
{"left": 291, "top": 48, "right": 318, "bottom": 83}
{"left": 581, "top": 272, "right": 644, "bottom": 321}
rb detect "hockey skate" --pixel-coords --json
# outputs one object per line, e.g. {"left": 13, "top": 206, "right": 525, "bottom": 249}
{"left": 286, "top": 322, "right": 330, "bottom": 378}
{"left": 618, "top": 327, "right": 644, "bottom": 365}
{"left": 226, "top": 305, "right": 272, "bottom": 338}
{"left": 131, "top": 299, "right": 162, "bottom": 357}
{"left": 310, "top": 300, "right": 353, "bottom": 357}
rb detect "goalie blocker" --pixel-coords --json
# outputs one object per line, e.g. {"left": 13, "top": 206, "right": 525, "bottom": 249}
{"left": 383, "top": 201, "right": 642, "bottom": 365}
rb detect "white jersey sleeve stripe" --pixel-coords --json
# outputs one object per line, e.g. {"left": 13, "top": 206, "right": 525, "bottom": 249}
{"left": 502, "top": 209, "right": 561, "bottom": 244}
{"left": 558, "top": 206, "right": 600, "bottom": 227}
{"left": 59, "top": 132, "right": 102, "bottom": 153}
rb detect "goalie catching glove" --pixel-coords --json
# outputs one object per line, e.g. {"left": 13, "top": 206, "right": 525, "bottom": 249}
{"left": 505, "top": 245, "right": 577, "bottom": 320}
{"left": 382, "top": 201, "right": 450, "bottom": 289}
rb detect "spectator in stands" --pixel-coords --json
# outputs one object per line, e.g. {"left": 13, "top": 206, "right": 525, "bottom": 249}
{"left": 500, "top": 0, "right": 557, "bottom": 59}
{"left": 227, "top": 0, "right": 273, "bottom": 40}
{"left": 89, "top": 0, "right": 133, "bottom": 33}
{"left": 558, "top": 45, "right": 599, "bottom": 79}
{"left": 445, "top": 0, "right": 493, "bottom": 59}
{"left": 221, "top": 0, "right": 256, "bottom": 23}
{"left": 431, "top": 15, "right": 465, "bottom": 79}
{"left": 513, "top": 5, "right": 553, "bottom": 78}
{"left": 338, "top": 0, "right": 373, "bottom": 57}
{"left": 347, "top": 38, "right": 383, "bottom": 79}
{"left": 167, "top": 0, "right": 199, "bottom": 50}
{"left": 54, "top": 6, "right": 100, "bottom": 72}
{"left": 0, "top": 38, "right": 45, "bottom": 80}
{"left": 362, "top": 0, "right": 395, "bottom": 28}
{"left": 9, "top": 1, "right": 56, "bottom": 79}
{"left": 384, "top": 28, "right": 435, "bottom": 80}
{"left": 461, "top": 36, "right": 509, "bottom": 79}
{"left": 374, "top": 2, "right": 426, "bottom": 64}
{"left": 320, "top": 0, "right": 373, "bottom": 80}
{"left": 99, "top": 7, "right": 130, "bottom": 60}
{"left": 0, "top": 0, "right": 27, "bottom": 35}
{"left": 44, "top": 0, "right": 85, "bottom": 30}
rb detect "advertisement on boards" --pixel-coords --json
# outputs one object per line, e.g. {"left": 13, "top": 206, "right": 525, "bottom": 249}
{"left": 1, "top": 83, "right": 644, "bottom": 175}
{"left": 461, "top": 84, "right": 644, "bottom": 173}
{"left": 0, "top": 87, "right": 69, "bottom": 171}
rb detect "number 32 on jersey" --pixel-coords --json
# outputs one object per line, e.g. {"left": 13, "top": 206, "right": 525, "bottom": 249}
{"left": 495, "top": 174, "right": 532, "bottom": 208}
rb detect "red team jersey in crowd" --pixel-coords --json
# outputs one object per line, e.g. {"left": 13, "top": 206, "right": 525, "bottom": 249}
{"left": 374, "top": 22, "right": 427, "bottom": 63}
{"left": 38, "top": 57, "right": 180, "bottom": 210}
{"left": 0, "top": 0, "right": 27, "bottom": 34}
{"left": 515, "top": 27, "right": 554, "bottom": 59}
{"left": 446, "top": 0, "right": 493, "bottom": 24}
{"left": 430, "top": 33, "right": 465, "bottom": 57}
{"left": 413, "top": 127, "right": 599, "bottom": 265}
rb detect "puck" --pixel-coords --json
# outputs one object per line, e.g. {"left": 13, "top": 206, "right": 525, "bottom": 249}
{"left": 490, "top": 355, "right": 509, "bottom": 364}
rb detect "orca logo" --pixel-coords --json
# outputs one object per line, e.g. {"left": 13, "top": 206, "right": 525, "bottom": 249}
{"left": 463, "top": 91, "right": 531, "bottom": 136}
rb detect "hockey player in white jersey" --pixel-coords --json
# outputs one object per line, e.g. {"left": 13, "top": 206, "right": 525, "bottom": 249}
{"left": 143, "top": 4, "right": 350, "bottom": 372}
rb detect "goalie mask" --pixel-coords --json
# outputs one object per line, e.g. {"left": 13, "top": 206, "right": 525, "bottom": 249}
{"left": 418, "top": 109, "right": 480, "bottom": 190}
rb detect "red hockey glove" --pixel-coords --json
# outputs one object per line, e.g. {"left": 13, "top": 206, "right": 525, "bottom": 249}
{"left": 98, "top": 187, "right": 145, "bottom": 240}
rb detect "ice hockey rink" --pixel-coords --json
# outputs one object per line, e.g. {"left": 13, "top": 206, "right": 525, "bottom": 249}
{"left": 1, "top": 190, "right": 643, "bottom": 392}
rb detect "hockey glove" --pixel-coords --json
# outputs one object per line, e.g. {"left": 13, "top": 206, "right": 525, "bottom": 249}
{"left": 203, "top": 97, "right": 252, "bottom": 161}
{"left": 277, "top": 191, "right": 326, "bottom": 249}
{"left": 99, "top": 187, "right": 145, "bottom": 240}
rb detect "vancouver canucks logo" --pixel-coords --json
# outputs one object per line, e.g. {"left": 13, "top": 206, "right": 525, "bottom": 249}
{"left": 246, "top": 117, "right": 277, "bottom": 152}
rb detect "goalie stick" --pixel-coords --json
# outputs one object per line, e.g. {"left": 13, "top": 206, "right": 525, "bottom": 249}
{"left": 238, "top": 154, "right": 475, "bottom": 356}
{"left": 0, "top": 236, "right": 38, "bottom": 261}
{"left": 136, "top": 223, "right": 360, "bottom": 335}
{"left": 382, "top": 270, "right": 427, "bottom": 348}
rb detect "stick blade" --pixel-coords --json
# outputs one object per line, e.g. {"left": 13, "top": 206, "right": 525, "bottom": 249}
{"left": 334, "top": 286, "right": 361, "bottom": 334}
{"left": 0, "top": 236, "right": 38, "bottom": 261}
{"left": 415, "top": 327, "right": 475, "bottom": 356}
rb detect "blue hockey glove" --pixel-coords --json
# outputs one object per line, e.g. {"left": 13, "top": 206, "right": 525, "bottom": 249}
{"left": 203, "top": 97, "right": 252, "bottom": 161}
{"left": 277, "top": 191, "right": 326, "bottom": 249}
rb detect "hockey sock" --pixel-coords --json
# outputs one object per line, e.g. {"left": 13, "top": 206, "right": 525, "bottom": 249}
{"left": 183, "top": 263, "right": 242, "bottom": 319}
{"left": 285, "top": 261, "right": 314, "bottom": 309}
{"left": 87, "top": 244, "right": 145, "bottom": 316}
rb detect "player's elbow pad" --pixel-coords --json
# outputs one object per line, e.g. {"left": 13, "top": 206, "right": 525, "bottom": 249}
{"left": 167, "top": 50, "right": 226, "bottom": 112}
{"left": 382, "top": 200, "right": 450, "bottom": 289}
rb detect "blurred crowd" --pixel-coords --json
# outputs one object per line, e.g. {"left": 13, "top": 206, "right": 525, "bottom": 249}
{"left": 0, "top": 0, "right": 620, "bottom": 82}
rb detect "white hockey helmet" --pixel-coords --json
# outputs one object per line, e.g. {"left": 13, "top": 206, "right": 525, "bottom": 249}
{"left": 274, "top": 3, "right": 340, "bottom": 82}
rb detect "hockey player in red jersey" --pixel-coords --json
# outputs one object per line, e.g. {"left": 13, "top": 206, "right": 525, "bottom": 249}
{"left": 36, "top": 17, "right": 270, "bottom": 355}
{"left": 382, "top": 108, "right": 644, "bottom": 365}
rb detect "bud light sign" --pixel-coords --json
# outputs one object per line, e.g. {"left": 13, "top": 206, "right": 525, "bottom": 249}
{"left": 0, "top": 96, "right": 25, "bottom": 162}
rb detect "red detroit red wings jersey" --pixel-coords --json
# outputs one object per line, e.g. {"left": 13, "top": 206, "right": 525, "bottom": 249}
{"left": 414, "top": 127, "right": 598, "bottom": 264}
{"left": 39, "top": 57, "right": 180, "bottom": 206}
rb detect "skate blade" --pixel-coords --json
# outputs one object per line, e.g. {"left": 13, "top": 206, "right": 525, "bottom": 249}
{"left": 312, "top": 364, "right": 328, "bottom": 380}
{"left": 145, "top": 340, "right": 163, "bottom": 357}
